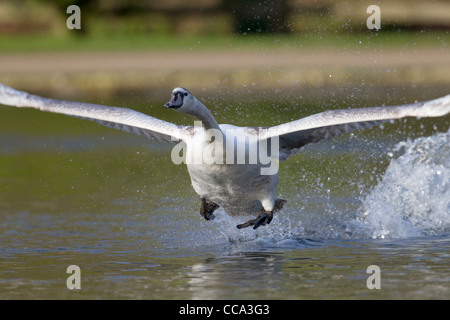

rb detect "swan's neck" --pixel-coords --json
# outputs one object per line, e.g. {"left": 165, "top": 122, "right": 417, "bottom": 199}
{"left": 187, "top": 99, "right": 221, "bottom": 132}
{"left": 184, "top": 99, "right": 229, "bottom": 163}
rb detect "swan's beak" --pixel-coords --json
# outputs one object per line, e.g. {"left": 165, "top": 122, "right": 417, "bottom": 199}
{"left": 164, "top": 93, "right": 183, "bottom": 109}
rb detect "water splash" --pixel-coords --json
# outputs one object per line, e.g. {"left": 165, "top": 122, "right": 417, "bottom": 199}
{"left": 356, "top": 129, "right": 450, "bottom": 239}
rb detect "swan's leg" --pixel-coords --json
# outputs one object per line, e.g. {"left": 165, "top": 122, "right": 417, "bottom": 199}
{"left": 200, "top": 197, "right": 219, "bottom": 221}
{"left": 236, "top": 198, "right": 286, "bottom": 230}
{"left": 273, "top": 198, "right": 287, "bottom": 211}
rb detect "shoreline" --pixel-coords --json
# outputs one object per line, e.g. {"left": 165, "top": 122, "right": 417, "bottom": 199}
{"left": 0, "top": 47, "right": 449, "bottom": 96}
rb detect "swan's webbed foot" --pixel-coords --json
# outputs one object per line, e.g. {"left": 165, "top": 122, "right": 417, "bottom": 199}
{"left": 236, "top": 211, "right": 273, "bottom": 230}
{"left": 200, "top": 198, "right": 219, "bottom": 221}
{"left": 235, "top": 198, "right": 286, "bottom": 230}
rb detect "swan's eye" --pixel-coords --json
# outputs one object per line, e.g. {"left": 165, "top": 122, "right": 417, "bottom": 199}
{"left": 184, "top": 93, "right": 188, "bottom": 97}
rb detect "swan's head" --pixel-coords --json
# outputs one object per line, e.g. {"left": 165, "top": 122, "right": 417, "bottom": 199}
{"left": 164, "top": 87, "right": 194, "bottom": 111}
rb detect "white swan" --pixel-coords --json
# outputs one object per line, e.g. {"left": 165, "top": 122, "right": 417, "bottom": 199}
{"left": 1, "top": 83, "right": 449, "bottom": 229}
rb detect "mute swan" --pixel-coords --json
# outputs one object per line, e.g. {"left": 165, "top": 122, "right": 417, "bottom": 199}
{"left": 1, "top": 83, "right": 449, "bottom": 229}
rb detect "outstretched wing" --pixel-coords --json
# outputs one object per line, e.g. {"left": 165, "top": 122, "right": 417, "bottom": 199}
{"left": 258, "top": 95, "right": 450, "bottom": 161}
{"left": 0, "top": 83, "right": 192, "bottom": 143}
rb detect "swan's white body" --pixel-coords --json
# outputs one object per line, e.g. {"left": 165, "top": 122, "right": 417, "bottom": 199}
{"left": 186, "top": 124, "right": 279, "bottom": 216}
{"left": 1, "top": 83, "right": 449, "bottom": 228}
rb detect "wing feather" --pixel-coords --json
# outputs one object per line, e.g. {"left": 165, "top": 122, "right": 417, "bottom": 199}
{"left": 258, "top": 95, "right": 450, "bottom": 161}
{"left": 0, "top": 83, "right": 191, "bottom": 143}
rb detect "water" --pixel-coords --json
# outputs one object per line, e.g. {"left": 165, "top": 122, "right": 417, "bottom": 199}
{"left": 0, "top": 88, "right": 449, "bottom": 299}
{"left": 358, "top": 130, "right": 450, "bottom": 239}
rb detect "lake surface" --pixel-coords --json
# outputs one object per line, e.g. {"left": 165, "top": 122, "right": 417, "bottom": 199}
{"left": 0, "top": 86, "right": 449, "bottom": 299}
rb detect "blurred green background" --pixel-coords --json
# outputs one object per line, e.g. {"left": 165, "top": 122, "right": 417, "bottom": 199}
{"left": 2, "top": 0, "right": 450, "bottom": 40}
{"left": 0, "top": 0, "right": 449, "bottom": 97}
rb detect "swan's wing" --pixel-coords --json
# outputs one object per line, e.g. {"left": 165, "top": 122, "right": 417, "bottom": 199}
{"left": 0, "top": 83, "right": 192, "bottom": 143}
{"left": 258, "top": 95, "right": 450, "bottom": 161}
